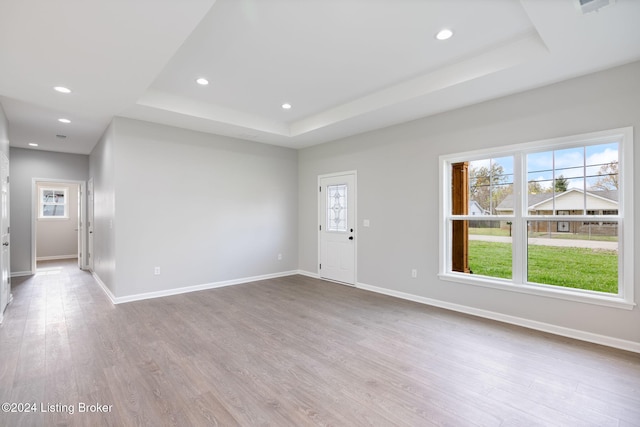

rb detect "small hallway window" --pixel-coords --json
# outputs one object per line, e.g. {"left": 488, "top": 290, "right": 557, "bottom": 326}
{"left": 39, "top": 187, "right": 68, "bottom": 218}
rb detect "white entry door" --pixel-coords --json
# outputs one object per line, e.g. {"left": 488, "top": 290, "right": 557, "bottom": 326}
{"left": 0, "top": 153, "right": 10, "bottom": 318}
{"left": 319, "top": 172, "right": 356, "bottom": 285}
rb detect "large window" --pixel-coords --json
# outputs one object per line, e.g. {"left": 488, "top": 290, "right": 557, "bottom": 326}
{"left": 439, "top": 128, "right": 634, "bottom": 309}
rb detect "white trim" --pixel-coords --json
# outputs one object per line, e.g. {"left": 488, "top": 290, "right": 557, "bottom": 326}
{"left": 10, "top": 271, "right": 33, "bottom": 278}
{"left": 299, "top": 270, "right": 362, "bottom": 287}
{"left": 96, "top": 270, "right": 300, "bottom": 305}
{"left": 619, "top": 126, "right": 635, "bottom": 305}
{"left": 36, "top": 255, "right": 77, "bottom": 261}
{"left": 92, "top": 272, "right": 116, "bottom": 304}
{"left": 437, "top": 273, "right": 635, "bottom": 310}
{"left": 319, "top": 277, "right": 356, "bottom": 287}
{"left": 297, "top": 269, "right": 320, "bottom": 279}
{"left": 356, "top": 281, "right": 640, "bottom": 354}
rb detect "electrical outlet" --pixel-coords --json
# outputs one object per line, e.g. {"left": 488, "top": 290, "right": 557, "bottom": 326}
{"left": 411, "top": 269, "right": 417, "bottom": 278}
{"left": 277, "top": 253, "right": 282, "bottom": 261}
{"left": 154, "top": 267, "right": 160, "bottom": 275}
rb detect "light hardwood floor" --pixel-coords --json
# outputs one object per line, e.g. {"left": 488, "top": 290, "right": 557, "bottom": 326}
{"left": 1, "top": 259, "right": 639, "bottom": 426}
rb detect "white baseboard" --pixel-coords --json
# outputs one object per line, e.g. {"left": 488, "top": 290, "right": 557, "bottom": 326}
{"left": 356, "top": 281, "right": 640, "bottom": 354}
{"left": 36, "top": 255, "right": 77, "bottom": 261}
{"left": 11, "top": 271, "right": 33, "bottom": 277}
{"left": 96, "top": 270, "right": 301, "bottom": 305}
{"left": 297, "top": 269, "right": 320, "bottom": 279}
{"left": 92, "top": 272, "right": 117, "bottom": 304}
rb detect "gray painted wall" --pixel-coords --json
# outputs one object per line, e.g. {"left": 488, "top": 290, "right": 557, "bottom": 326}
{"left": 9, "top": 148, "right": 89, "bottom": 274}
{"left": 89, "top": 123, "right": 117, "bottom": 295}
{"left": 89, "top": 118, "right": 298, "bottom": 298}
{"left": 36, "top": 182, "right": 79, "bottom": 259}
{"left": 298, "top": 60, "right": 640, "bottom": 344}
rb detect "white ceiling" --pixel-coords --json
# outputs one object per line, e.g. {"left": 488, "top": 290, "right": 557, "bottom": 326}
{"left": 1, "top": 0, "right": 639, "bottom": 155}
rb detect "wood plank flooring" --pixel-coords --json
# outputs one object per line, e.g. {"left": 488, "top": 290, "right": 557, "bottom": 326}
{"left": 1, "top": 259, "right": 639, "bottom": 426}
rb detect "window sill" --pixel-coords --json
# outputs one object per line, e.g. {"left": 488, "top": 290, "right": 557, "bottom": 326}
{"left": 438, "top": 272, "right": 636, "bottom": 310}
{"left": 37, "top": 217, "right": 70, "bottom": 221}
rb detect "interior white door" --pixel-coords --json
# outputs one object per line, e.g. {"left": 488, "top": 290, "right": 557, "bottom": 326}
{"left": 87, "top": 178, "right": 94, "bottom": 271}
{"left": 319, "top": 173, "right": 356, "bottom": 284}
{"left": 77, "top": 185, "right": 83, "bottom": 269}
{"left": 0, "top": 153, "right": 10, "bottom": 317}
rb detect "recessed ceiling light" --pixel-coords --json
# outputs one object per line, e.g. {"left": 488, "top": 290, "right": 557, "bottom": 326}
{"left": 435, "top": 29, "right": 454, "bottom": 41}
{"left": 53, "top": 86, "right": 72, "bottom": 94}
{"left": 28, "top": 143, "right": 38, "bottom": 147}
{"left": 58, "top": 118, "right": 71, "bottom": 124}
{"left": 282, "top": 103, "right": 292, "bottom": 110}
{"left": 196, "top": 78, "right": 209, "bottom": 86}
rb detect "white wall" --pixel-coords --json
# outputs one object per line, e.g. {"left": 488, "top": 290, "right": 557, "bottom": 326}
{"left": 298, "top": 60, "right": 640, "bottom": 345}
{"left": 89, "top": 118, "right": 298, "bottom": 299}
{"left": 35, "top": 182, "right": 79, "bottom": 259}
{"left": 9, "top": 148, "right": 89, "bottom": 275}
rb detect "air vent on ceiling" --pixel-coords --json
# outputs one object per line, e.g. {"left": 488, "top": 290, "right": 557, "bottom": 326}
{"left": 575, "top": 0, "right": 615, "bottom": 14}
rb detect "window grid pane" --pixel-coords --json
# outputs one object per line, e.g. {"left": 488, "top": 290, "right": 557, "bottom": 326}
{"left": 468, "top": 156, "right": 514, "bottom": 216}
{"left": 526, "top": 143, "right": 619, "bottom": 217}
{"left": 527, "top": 220, "right": 618, "bottom": 294}
{"left": 465, "top": 219, "right": 513, "bottom": 280}
{"left": 40, "top": 188, "right": 68, "bottom": 218}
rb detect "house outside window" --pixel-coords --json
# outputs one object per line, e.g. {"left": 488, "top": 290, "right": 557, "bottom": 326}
{"left": 39, "top": 187, "right": 68, "bottom": 219}
{"left": 439, "top": 127, "right": 634, "bottom": 309}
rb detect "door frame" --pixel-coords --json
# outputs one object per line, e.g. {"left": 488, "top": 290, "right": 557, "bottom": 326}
{"left": 31, "top": 178, "right": 88, "bottom": 273}
{"left": 317, "top": 170, "right": 357, "bottom": 285}
{"left": 0, "top": 152, "right": 9, "bottom": 322}
{"left": 87, "top": 177, "right": 94, "bottom": 272}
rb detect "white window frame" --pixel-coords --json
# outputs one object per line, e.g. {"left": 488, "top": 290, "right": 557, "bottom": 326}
{"left": 438, "top": 127, "right": 634, "bottom": 310}
{"left": 39, "top": 187, "right": 69, "bottom": 219}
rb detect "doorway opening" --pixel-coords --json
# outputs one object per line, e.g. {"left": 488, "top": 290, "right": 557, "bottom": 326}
{"left": 32, "top": 179, "right": 87, "bottom": 274}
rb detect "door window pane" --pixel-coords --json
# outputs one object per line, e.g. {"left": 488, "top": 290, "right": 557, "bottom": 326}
{"left": 327, "top": 184, "right": 347, "bottom": 232}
